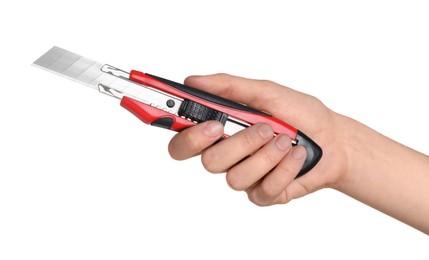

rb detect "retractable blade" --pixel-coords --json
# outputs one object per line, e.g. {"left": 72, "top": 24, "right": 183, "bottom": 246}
{"left": 33, "top": 46, "right": 322, "bottom": 177}
{"left": 33, "top": 46, "right": 182, "bottom": 115}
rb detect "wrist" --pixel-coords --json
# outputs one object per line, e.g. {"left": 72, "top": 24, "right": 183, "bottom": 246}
{"left": 328, "top": 114, "right": 429, "bottom": 234}
{"left": 331, "top": 114, "right": 400, "bottom": 195}
{"left": 328, "top": 113, "right": 372, "bottom": 192}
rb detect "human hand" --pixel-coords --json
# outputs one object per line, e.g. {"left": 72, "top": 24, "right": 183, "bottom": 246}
{"left": 168, "top": 74, "right": 350, "bottom": 206}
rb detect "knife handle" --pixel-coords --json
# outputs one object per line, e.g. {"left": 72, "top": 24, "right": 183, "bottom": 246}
{"left": 120, "top": 96, "right": 196, "bottom": 131}
{"left": 121, "top": 71, "right": 322, "bottom": 177}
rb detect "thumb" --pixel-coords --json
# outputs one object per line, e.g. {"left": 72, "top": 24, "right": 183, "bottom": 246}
{"left": 184, "top": 73, "right": 303, "bottom": 114}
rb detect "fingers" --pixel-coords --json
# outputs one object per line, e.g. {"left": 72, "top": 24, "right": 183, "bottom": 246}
{"left": 201, "top": 123, "right": 274, "bottom": 173}
{"left": 184, "top": 74, "right": 302, "bottom": 114}
{"left": 169, "top": 120, "right": 308, "bottom": 207}
{"left": 247, "top": 145, "right": 307, "bottom": 206}
{"left": 168, "top": 121, "right": 224, "bottom": 160}
{"left": 225, "top": 134, "right": 293, "bottom": 191}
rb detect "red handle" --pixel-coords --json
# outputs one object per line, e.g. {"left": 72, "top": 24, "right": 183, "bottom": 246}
{"left": 128, "top": 70, "right": 298, "bottom": 139}
{"left": 122, "top": 70, "right": 322, "bottom": 176}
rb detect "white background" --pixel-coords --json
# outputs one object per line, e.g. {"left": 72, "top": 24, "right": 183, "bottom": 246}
{"left": 1, "top": 0, "right": 428, "bottom": 259}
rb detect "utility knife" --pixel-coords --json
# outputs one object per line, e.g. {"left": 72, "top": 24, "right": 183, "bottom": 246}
{"left": 33, "top": 46, "right": 322, "bottom": 177}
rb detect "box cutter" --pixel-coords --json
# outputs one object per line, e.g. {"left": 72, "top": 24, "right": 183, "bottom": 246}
{"left": 33, "top": 46, "right": 322, "bottom": 177}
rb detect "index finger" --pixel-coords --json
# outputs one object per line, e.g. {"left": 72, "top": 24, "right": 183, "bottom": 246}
{"left": 168, "top": 120, "right": 224, "bottom": 160}
{"left": 184, "top": 73, "right": 303, "bottom": 114}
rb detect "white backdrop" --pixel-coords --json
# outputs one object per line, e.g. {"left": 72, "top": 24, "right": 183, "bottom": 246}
{"left": 1, "top": 0, "right": 428, "bottom": 259}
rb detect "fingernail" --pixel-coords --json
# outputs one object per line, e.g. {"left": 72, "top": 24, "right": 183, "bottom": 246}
{"left": 258, "top": 124, "right": 273, "bottom": 139}
{"left": 203, "top": 121, "right": 223, "bottom": 137}
{"left": 292, "top": 146, "right": 306, "bottom": 160}
{"left": 275, "top": 135, "right": 291, "bottom": 151}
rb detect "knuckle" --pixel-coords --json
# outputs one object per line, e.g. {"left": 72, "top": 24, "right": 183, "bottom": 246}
{"left": 259, "top": 79, "right": 273, "bottom": 86}
{"left": 258, "top": 79, "right": 274, "bottom": 86}
{"left": 241, "top": 130, "right": 257, "bottom": 150}
{"left": 296, "top": 179, "right": 312, "bottom": 194}
{"left": 216, "top": 73, "right": 235, "bottom": 98}
{"left": 181, "top": 130, "right": 201, "bottom": 151}
{"left": 247, "top": 191, "right": 270, "bottom": 207}
{"left": 281, "top": 189, "right": 292, "bottom": 204}
{"left": 249, "top": 198, "right": 265, "bottom": 207}
{"left": 168, "top": 133, "right": 194, "bottom": 161}
{"left": 259, "top": 181, "right": 277, "bottom": 199}
{"left": 261, "top": 149, "right": 278, "bottom": 165}
{"left": 215, "top": 72, "right": 231, "bottom": 78}
{"left": 278, "top": 162, "right": 295, "bottom": 179}
{"left": 226, "top": 170, "right": 245, "bottom": 191}
{"left": 201, "top": 150, "right": 222, "bottom": 173}
{"left": 167, "top": 145, "right": 181, "bottom": 160}
{"left": 253, "top": 200, "right": 269, "bottom": 207}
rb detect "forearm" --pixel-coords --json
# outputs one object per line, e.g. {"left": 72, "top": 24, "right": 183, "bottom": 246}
{"left": 334, "top": 115, "right": 429, "bottom": 234}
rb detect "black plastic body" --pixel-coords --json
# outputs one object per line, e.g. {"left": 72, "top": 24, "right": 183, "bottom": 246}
{"left": 295, "top": 131, "right": 323, "bottom": 177}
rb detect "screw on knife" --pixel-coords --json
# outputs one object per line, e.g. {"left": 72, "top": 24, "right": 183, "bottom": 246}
{"left": 166, "top": 99, "right": 175, "bottom": 108}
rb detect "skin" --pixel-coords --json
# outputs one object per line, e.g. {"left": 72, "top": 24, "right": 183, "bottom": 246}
{"left": 168, "top": 73, "right": 429, "bottom": 235}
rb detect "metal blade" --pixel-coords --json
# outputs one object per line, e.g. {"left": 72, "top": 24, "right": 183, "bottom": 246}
{"left": 32, "top": 46, "right": 111, "bottom": 90}
{"left": 33, "top": 46, "right": 183, "bottom": 115}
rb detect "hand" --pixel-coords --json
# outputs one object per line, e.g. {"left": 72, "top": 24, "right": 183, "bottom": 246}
{"left": 168, "top": 74, "right": 351, "bottom": 206}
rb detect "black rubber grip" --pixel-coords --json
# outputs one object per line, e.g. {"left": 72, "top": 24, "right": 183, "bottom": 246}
{"left": 179, "top": 99, "right": 228, "bottom": 124}
{"left": 295, "top": 131, "right": 323, "bottom": 177}
{"left": 151, "top": 118, "right": 174, "bottom": 129}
